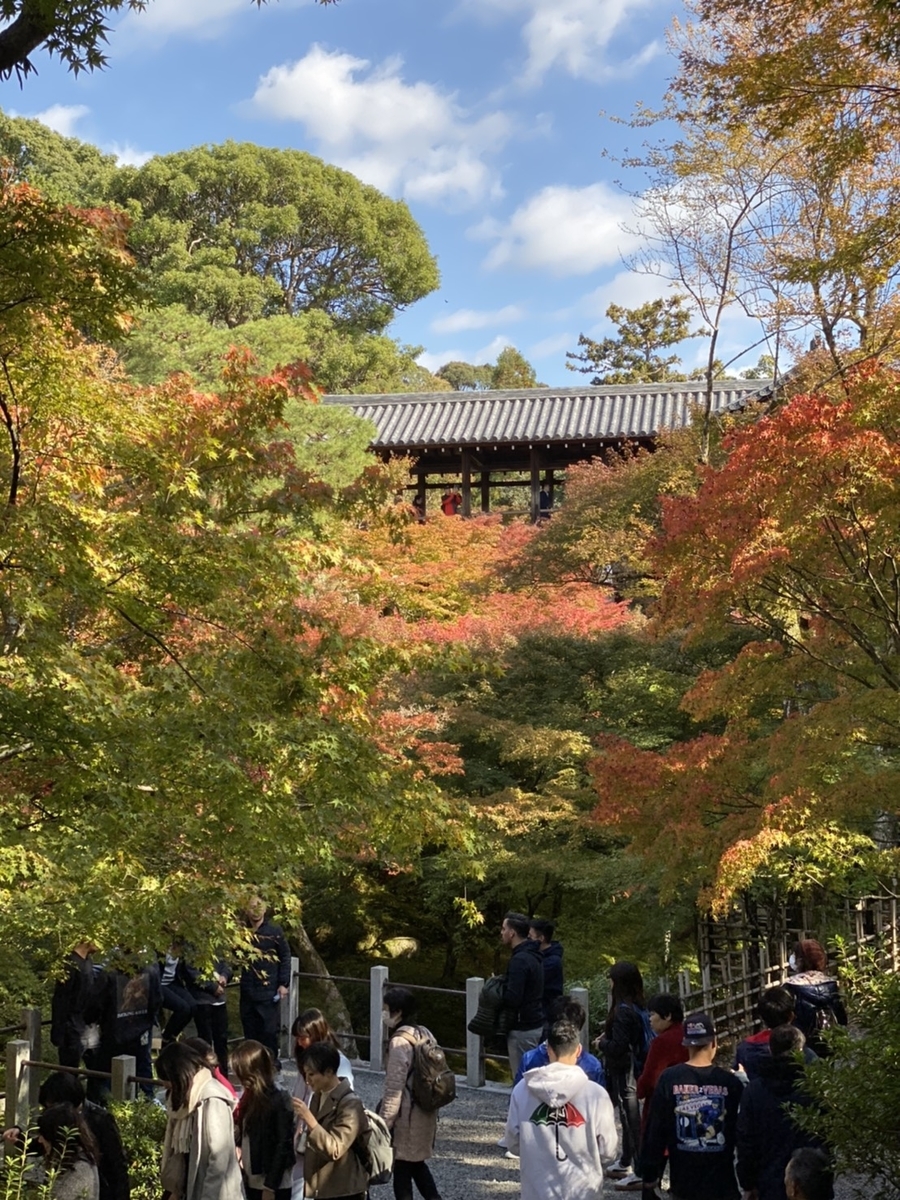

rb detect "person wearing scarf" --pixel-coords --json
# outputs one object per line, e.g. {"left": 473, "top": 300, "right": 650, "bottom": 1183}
{"left": 157, "top": 1041, "right": 243, "bottom": 1200}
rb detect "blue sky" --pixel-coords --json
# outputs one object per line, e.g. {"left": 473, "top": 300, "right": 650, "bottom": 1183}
{"left": 1, "top": 0, "right": 755, "bottom": 387}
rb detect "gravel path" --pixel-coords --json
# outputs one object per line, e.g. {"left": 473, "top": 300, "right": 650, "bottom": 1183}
{"left": 282, "top": 1063, "right": 861, "bottom": 1199}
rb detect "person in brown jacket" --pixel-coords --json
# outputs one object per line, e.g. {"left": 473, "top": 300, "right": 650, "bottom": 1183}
{"left": 380, "top": 987, "right": 442, "bottom": 1200}
{"left": 292, "top": 1042, "right": 369, "bottom": 1200}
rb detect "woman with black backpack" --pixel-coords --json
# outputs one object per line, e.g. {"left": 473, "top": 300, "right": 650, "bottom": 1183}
{"left": 380, "top": 987, "right": 442, "bottom": 1200}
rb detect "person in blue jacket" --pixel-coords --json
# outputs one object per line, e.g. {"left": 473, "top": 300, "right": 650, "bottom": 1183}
{"left": 513, "top": 996, "right": 605, "bottom": 1086}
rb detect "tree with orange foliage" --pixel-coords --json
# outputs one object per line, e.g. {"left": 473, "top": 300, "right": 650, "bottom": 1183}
{"left": 590, "top": 362, "right": 900, "bottom": 912}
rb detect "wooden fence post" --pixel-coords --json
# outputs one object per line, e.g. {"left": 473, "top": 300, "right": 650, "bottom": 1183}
{"left": 465, "top": 977, "right": 485, "bottom": 1088}
{"left": 20, "top": 1008, "right": 41, "bottom": 1111}
{"left": 280, "top": 957, "right": 300, "bottom": 1063}
{"left": 369, "top": 966, "right": 389, "bottom": 1072}
{"left": 5, "top": 1039, "right": 30, "bottom": 1132}
{"left": 111, "top": 1054, "right": 136, "bottom": 1102}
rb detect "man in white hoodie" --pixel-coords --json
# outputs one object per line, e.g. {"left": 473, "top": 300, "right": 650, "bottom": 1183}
{"left": 506, "top": 1019, "right": 617, "bottom": 1200}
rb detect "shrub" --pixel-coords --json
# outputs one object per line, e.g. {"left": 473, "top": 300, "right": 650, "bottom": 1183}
{"left": 794, "top": 964, "right": 900, "bottom": 1200}
{"left": 108, "top": 1100, "right": 167, "bottom": 1200}
{"left": 0, "top": 1132, "right": 58, "bottom": 1200}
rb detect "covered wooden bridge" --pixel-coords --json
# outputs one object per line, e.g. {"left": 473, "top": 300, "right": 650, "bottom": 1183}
{"left": 323, "top": 379, "right": 772, "bottom": 520}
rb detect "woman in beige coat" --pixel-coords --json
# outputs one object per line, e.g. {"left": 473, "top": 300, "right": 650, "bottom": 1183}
{"left": 292, "top": 1042, "right": 368, "bottom": 1200}
{"left": 380, "top": 987, "right": 441, "bottom": 1200}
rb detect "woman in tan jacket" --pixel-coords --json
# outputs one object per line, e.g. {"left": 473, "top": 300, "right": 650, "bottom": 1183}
{"left": 292, "top": 1042, "right": 368, "bottom": 1200}
{"left": 380, "top": 987, "right": 441, "bottom": 1200}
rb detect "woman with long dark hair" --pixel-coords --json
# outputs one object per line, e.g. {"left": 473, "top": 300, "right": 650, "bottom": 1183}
{"left": 37, "top": 1102, "right": 100, "bottom": 1200}
{"left": 156, "top": 1041, "right": 242, "bottom": 1200}
{"left": 595, "top": 961, "right": 647, "bottom": 1189}
{"left": 231, "top": 1039, "right": 295, "bottom": 1200}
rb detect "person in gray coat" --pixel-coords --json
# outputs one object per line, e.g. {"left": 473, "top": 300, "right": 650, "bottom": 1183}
{"left": 157, "top": 1042, "right": 243, "bottom": 1200}
{"left": 380, "top": 986, "right": 442, "bottom": 1200}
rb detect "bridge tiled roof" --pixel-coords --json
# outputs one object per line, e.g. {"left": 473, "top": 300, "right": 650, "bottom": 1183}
{"left": 323, "top": 380, "right": 772, "bottom": 450}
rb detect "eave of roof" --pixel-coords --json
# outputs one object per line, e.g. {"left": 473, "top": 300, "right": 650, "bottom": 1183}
{"left": 322, "top": 380, "right": 774, "bottom": 451}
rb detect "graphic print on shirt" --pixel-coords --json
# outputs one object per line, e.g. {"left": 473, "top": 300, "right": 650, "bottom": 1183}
{"left": 530, "top": 1101, "right": 586, "bottom": 1162}
{"left": 671, "top": 1083, "right": 730, "bottom": 1152}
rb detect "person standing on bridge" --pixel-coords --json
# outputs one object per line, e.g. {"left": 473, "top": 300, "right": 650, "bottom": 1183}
{"left": 501, "top": 912, "right": 545, "bottom": 1076}
{"left": 239, "top": 898, "right": 291, "bottom": 1067}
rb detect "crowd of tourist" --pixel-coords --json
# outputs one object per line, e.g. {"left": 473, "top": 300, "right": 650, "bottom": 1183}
{"left": 3, "top": 904, "right": 848, "bottom": 1200}
{"left": 497, "top": 914, "right": 845, "bottom": 1200}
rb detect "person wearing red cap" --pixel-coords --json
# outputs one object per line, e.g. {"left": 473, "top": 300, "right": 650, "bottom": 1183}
{"left": 640, "top": 1011, "right": 742, "bottom": 1200}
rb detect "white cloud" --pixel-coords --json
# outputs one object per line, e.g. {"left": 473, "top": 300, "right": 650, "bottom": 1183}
{"left": 474, "top": 334, "right": 516, "bottom": 361}
{"left": 475, "top": 182, "right": 639, "bottom": 276}
{"left": 431, "top": 304, "right": 525, "bottom": 334}
{"left": 529, "top": 332, "right": 575, "bottom": 360}
{"left": 465, "top": 0, "right": 662, "bottom": 85}
{"left": 107, "top": 142, "right": 154, "bottom": 168}
{"left": 118, "top": 0, "right": 310, "bottom": 42}
{"left": 29, "top": 104, "right": 90, "bottom": 137}
{"left": 248, "top": 45, "right": 511, "bottom": 208}
{"left": 417, "top": 349, "right": 467, "bottom": 373}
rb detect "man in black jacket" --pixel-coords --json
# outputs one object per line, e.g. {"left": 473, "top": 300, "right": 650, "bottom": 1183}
{"left": 528, "top": 918, "right": 564, "bottom": 1028}
{"left": 50, "top": 941, "right": 98, "bottom": 1069}
{"left": 239, "top": 897, "right": 291, "bottom": 1064}
{"left": 92, "top": 955, "right": 161, "bottom": 1100}
{"left": 500, "top": 912, "right": 544, "bottom": 1075}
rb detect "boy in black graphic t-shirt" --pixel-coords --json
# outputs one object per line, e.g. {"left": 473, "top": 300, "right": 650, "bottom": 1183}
{"left": 641, "top": 1011, "right": 742, "bottom": 1200}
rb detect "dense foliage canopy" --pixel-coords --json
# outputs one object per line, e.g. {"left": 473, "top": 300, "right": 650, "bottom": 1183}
{"left": 0, "top": 175, "right": 460, "bottom": 972}
{"left": 112, "top": 142, "right": 439, "bottom": 334}
{"left": 589, "top": 363, "right": 900, "bottom": 910}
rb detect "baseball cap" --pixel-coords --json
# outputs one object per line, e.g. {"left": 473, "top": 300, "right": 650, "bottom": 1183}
{"left": 682, "top": 1011, "right": 716, "bottom": 1046}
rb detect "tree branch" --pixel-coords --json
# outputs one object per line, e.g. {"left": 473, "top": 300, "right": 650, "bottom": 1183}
{"left": 113, "top": 605, "right": 207, "bottom": 693}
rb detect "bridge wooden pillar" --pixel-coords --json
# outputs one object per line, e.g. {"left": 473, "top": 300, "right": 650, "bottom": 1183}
{"left": 480, "top": 471, "right": 490, "bottom": 512}
{"left": 529, "top": 447, "right": 541, "bottom": 523}
{"left": 461, "top": 450, "right": 472, "bottom": 518}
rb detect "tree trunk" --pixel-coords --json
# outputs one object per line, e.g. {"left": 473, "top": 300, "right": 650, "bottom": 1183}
{"left": 291, "top": 921, "right": 360, "bottom": 1059}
